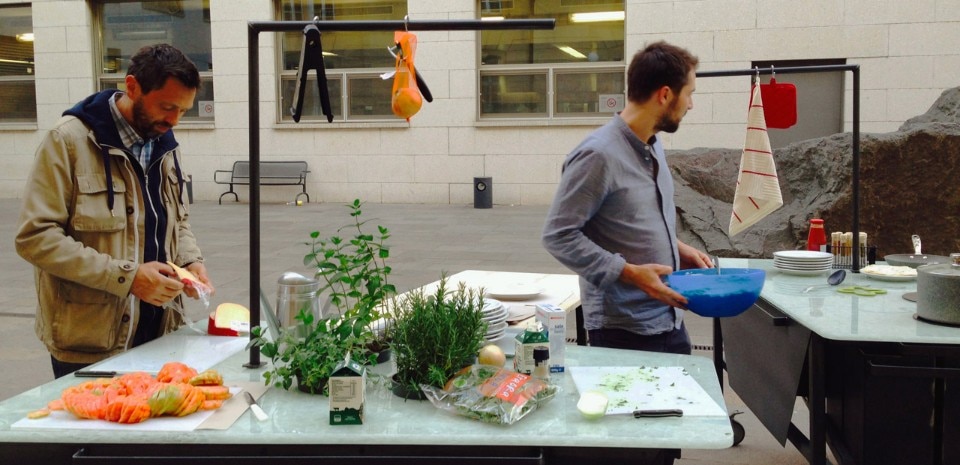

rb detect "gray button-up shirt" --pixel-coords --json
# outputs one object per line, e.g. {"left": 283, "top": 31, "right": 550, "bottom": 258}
{"left": 542, "top": 115, "right": 681, "bottom": 335}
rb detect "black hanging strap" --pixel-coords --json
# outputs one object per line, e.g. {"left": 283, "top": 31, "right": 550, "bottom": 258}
{"left": 290, "top": 24, "right": 333, "bottom": 123}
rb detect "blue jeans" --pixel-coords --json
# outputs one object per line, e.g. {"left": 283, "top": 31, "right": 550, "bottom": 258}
{"left": 588, "top": 322, "right": 692, "bottom": 355}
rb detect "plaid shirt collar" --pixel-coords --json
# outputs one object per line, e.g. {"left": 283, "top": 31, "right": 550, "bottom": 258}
{"left": 109, "top": 92, "right": 154, "bottom": 167}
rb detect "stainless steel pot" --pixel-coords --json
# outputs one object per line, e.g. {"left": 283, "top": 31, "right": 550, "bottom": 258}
{"left": 917, "top": 253, "right": 960, "bottom": 325}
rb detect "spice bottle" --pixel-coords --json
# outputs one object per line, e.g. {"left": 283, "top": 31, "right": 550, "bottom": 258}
{"left": 533, "top": 347, "right": 550, "bottom": 381}
{"left": 807, "top": 219, "right": 827, "bottom": 252}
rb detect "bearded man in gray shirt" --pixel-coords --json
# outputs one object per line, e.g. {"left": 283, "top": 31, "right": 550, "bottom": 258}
{"left": 542, "top": 41, "right": 714, "bottom": 355}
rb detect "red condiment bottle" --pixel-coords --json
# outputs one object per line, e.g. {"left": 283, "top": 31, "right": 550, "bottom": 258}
{"left": 807, "top": 219, "right": 827, "bottom": 252}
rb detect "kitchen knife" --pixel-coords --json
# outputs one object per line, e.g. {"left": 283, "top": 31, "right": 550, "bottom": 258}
{"left": 633, "top": 409, "right": 684, "bottom": 418}
{"left": 74, "top": 370, "right": 117, "bottom": 378}
{"left": 244, "top": 391, "right": 269, "bottom": 422}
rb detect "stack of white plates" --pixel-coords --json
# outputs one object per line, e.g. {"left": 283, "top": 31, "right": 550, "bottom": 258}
{"left": 773, "top": 250, "right": 834, "bottom": 276}
{"left": 481, "top": 298, "right": 510, "bottom": 342}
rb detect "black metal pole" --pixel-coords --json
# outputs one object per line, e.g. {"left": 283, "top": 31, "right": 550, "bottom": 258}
{"left": 244, "top": 18, "right": 554, "bottom": 369}
{"left": 245, "top": 22, "right": 262, "bottom": 368}
{"left": 697, "top": 64, "right": 862, "bottom": 272}
{"left": 852, "top": 66, "right": 861, "bottom": 272}
{"left": 248, "top": 18, "right": 555, "bottom": 33}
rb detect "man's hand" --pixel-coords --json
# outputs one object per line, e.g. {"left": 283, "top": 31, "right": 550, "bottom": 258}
{"left": 620, "top": 263, "right": 688, "bottom": 308}
{"left": 182, "top": 262, "right": 215, "bottom": 299}
{"left": 130, "top": 261, "right": 185, "bottom": 306}
{"left": 678, "top": 240, "right": 713, "bottom": 269}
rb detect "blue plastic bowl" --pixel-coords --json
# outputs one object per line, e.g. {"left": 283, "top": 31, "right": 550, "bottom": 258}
{"left": 667, "top": 268, "right": 766, "bottom": 318}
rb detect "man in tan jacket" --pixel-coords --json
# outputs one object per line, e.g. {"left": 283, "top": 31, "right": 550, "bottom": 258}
{"left": 16, "top": 44, "right": 214, "bottom": 378}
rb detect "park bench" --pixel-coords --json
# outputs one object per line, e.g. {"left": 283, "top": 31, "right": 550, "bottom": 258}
{"left": 214, "top": 161, "right": 310, "bottom": 205}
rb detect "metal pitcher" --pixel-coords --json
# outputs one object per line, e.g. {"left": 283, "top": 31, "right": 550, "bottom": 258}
{"left": 276, "top": 271, "right": 320, "bottom": 328}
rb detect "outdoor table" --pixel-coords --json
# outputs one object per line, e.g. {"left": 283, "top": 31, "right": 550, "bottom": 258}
{"left": 0, "top": 270, "right": 733, "bottom": 464}
{"left": 717, "top": 258, "right": 960, "bottom": 465}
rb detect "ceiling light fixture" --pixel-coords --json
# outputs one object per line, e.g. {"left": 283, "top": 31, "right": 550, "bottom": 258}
{"left": 556, "top": 45, "right": 587, "bottom": 59}
{"left": 16, "top": 33, "right": 34, "bottom": 42}
{"left": 481, "top": 16, "right": 505, "bottom": 21}
{"left": 569, "top": 11, "right": 625, "bottom": 23}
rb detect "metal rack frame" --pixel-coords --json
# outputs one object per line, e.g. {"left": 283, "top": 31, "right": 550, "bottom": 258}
{"left": 243, "top": 19, "right": 555, "bottom": 368}
{"left": 698, "top": 63, "right": 862, "bottom": 270}
{"left": 703, "top": 63, "right": 861, "bottom": 465}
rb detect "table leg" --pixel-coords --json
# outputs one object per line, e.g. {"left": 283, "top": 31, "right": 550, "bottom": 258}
{"left": 809, "top": 334, "right": 827, "bottom": 465}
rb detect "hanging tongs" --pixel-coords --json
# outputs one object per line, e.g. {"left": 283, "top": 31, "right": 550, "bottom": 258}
{"left": 290, "top": 22, "right": 334, "bottom": 123}
{"left": 385, "top": 39, "right": 433, "bottom": 103}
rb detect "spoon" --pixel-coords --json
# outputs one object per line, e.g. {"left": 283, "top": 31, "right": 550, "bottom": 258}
{"left": 803, "top": 269, "right": 847, "bottom": 293}
{"left": 713, "top": 255, "right": 721, "bottom": 275}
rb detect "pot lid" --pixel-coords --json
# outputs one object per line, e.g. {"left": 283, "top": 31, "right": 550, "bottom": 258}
{"left": 918, "top": 253, "right": 960, "bottom": 277}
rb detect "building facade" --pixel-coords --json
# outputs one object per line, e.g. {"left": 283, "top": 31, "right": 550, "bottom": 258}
{"left": 0, "top": 0, "right": 957, "bottom": 205}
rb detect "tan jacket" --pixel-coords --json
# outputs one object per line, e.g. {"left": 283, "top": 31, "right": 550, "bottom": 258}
{"left": 15, "top": 113, "right": 203, "bottom": 364}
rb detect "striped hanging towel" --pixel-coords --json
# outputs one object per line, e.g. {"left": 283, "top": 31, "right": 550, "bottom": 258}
{"left": 729, "top": 83, "right": 783, "bottom": 236}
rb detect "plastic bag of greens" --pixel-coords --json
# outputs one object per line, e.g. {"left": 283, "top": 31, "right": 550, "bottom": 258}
{"left": 420, "top": 364, "right": 559, "bottom": 425}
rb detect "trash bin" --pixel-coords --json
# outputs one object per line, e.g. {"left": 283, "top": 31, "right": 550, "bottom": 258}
{"left": 474, "top": 177, "right": 492, "bottom": 209}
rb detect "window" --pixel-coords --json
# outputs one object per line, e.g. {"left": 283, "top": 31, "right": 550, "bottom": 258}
{"left": 277, "top": 0, "right": 408, "bottom": 123}
{"left": 478, "top": 0, "right": 625, "bottom": 119}
{"left": 97, "top": 0, "right": 213, "bottom": 123}
{"left": 0, "top": 4, "right": 36, "bottom": 124}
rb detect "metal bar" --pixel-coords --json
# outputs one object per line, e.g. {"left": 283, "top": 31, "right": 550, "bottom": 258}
{"left": 697, "top": 64, "right": 862, "bottom": 272}
{"left": 697, "top": 63, "right": 856, "bottom": 78}
{"left": 713, "top": 317, "right": 724, "bottom": 386}
{"left": 755, "top": 300, "right": 792, "bottom": 326}
{"left": 868, "top": 362, "right": 960, "bottom": 379}
{"left": 245, "top": 23, "right": 263, "bottom": 369}
{"left": 249, "top": 19, "right": 555, "bottom": 33}
{"left": 809, "top": 334, "right": 827, "bottom": 465}
{"left": 245, "top": 18, "right": 555, "bottom": 370}
{"left": 851, "top": 67, "right": 861, "bottom": 272}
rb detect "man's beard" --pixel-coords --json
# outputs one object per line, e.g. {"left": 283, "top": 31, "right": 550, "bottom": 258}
{"left": 132, "top": 99, "right": 171, "bottom": 139}
{"left": 654, "top": 97, "right": 682, "bottom": 134}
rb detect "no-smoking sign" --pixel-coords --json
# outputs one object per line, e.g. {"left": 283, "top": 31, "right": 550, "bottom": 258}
{"left": 599, "top": 94, "right": 625, "bottom": 112}
{"left": 199, "top": 100, "right": 215, "bottom": 117}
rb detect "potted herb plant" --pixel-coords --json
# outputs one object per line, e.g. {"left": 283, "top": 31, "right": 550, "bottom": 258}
{"left": 388, "top": 275, "right": 488, "bottom": 399}
{"left": 250, "top": 199, "right": 395, "bottom": 394}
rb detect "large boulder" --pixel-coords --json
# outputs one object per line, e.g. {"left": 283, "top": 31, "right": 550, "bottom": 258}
{"left": 671, "top": 87, "right": 960, "bottom": 259}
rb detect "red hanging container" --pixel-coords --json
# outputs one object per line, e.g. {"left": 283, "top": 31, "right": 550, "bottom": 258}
{"left": 760, "top": 77, "right": 797, "bottom": 129}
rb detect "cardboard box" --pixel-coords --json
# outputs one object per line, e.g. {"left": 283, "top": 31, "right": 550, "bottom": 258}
{"left": 513, "top": 322, "right": 549, "bottom": 375}
{"left": 329, "top": 353, "right": 365, "bottom": 425}
{"left": 536, "top": 303, "right": 565, "bottom": 373}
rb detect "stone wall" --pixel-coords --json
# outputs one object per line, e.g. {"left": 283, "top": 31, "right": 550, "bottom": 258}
{"left": 672, "top": 87, "right": 960, "bottom": 259}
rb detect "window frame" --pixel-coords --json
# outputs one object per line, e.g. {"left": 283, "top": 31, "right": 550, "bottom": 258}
{"left": 0, "top": 3, "right": 37, "bottom": 126}
{"left": 93, "top": 0, "right": 215, "bottom": 126}
{"left": 273, "top": 0, "right": 410, "bottom": 125}
{"left": 476, "top": 1, "right": 626, "bottom": 121}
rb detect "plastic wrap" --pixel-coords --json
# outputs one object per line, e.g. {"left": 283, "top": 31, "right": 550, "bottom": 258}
{"left": 420, "top": 365, "right": 558, "bottom": 425}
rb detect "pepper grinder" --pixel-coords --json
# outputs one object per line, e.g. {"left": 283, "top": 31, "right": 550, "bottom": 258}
{"left": 533, "top": 347, "right": 550, "bottom": 381}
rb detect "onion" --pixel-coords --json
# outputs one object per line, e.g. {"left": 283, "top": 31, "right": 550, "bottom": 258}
{"left": 577, "top": 390, "right": 609, "bottom": 420}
